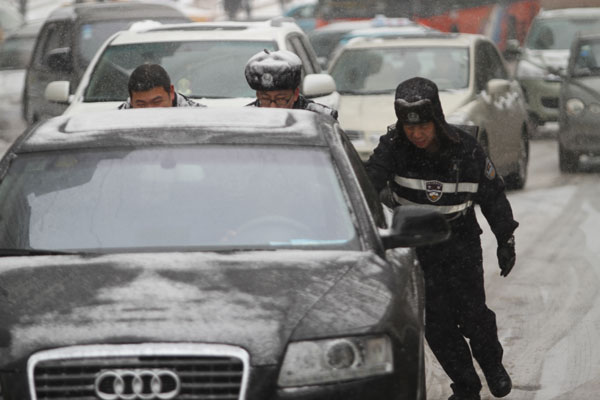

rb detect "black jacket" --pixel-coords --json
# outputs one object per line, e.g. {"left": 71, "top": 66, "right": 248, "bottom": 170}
{"left": 365, "top": 123, "right": 518, "bottom": 244}
{"left": 247, "top": 94, "right": 338, "bottom": 119}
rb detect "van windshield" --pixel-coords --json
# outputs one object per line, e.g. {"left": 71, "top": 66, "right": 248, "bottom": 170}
{"left": 525, "top": 17, "right": 600, "bottom": 50}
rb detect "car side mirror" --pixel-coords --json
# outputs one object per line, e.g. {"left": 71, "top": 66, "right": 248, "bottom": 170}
{"left": 486, "top": 79, "right": 510, "bottom": 96}
{"left": 302, "top": 73, "right": 336, "bottom": 98}
{"left": 381, "top": 206, "right": 450, "bottom": 249}
{"left": 45, "top": 47, "right": 73, "bottom": 73}
{"left": 45, "top": 81, "right": 71, "bottom": 103}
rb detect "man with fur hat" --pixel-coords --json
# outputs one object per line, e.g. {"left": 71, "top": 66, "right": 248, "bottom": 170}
{"left": 244, "top": 49, "right": 338, "bottom": 119}
{"left": 365, "top": 77, "right": 518, "bottom": 400}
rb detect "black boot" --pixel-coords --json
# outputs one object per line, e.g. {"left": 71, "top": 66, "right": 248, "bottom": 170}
{"left": 482, "top": 363, "right": 512, "bottom": 398}
{"left": 448, "top": 383, "right": 481, "bottom": 400}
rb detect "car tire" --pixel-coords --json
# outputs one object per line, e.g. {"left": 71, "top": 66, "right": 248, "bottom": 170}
{"left": 559, "top": 144, "right": 578, "bottom": 173}
{"left": 505, "top": 129, "right": 529, "bottom": 190}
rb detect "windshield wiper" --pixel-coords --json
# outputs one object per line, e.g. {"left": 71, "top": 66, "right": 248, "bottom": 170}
{"left": 338, "top": 89, "right": 393, "bottom": 95}
{"left": 0, "top": 248, "right": 82, "bottom": 257}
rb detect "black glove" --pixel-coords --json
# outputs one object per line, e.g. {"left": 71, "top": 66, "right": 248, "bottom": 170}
{"left": 497, "top": 235, "right": 516, "bottom": 277}
{"left": 379, "top": 185, "right": 397, "bottom": 209}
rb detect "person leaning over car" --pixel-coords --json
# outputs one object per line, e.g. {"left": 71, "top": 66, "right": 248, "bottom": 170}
{"left": 244, "top": 49, "right": 338, "bottom": 119}
{"left": 365, "top": 77, "right": 518, "bottom": 400}
{"left": 118, "top": 63, "right": 204, "bottom": 109}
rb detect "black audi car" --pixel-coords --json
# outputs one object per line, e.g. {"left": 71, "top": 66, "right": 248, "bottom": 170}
{"left": 559, "top": 33, "right": 600, "bottom": 172}
{"left": 0, "top": 108, "right": 448, "bottom": 400}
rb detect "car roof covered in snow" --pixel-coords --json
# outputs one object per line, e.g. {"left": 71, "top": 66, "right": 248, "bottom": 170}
{"left": 12, "top": 108, "right": 335, "bottom": 153}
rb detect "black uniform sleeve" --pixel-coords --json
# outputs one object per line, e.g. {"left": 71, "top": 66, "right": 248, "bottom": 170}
{"left": 364, "top": 127, "right": 397, "bottom": 193}
{"left": 472, "top": 144, "right": 519, "bottom": 244}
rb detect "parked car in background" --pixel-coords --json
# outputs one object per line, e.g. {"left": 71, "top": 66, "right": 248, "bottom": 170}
{"left": 46, "top": 19, "right": 339, "bottom": 114}
{"left": 0, "top": 20, "right": 41, "bottom": 141}
{"left": 0, "top": 106, "right": 451, "bottom": 400}
{"left": 22, "top": 0, "right": 192, "bottom": 124}
{"left": 282, "top": 0, "right": 317, "bottom": 32}
{"left": 558, "top": 33, "right": 600, "bottom": 172}
{"left": 329, "top": 33, "right": 530, "bottom": 189}
{"left": 514, "top": 7, "right": 600, "bottom": 127}
{"left": 308, "top": 16, "right": 429, "bottom": 68}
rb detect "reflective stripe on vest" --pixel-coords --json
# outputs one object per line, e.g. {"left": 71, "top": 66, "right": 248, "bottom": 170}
{"left": 392, "top": 192, "right": 474, "bottom": 214}
{"left": 394, "top": 176, "right": 479, "bottom": 193}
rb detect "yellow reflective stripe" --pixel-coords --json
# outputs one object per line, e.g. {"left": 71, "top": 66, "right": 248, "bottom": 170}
{"left": 393, "top": 176, "right": 478, "bottom": 193}
{"left": 392, "top": 193, "right": 474, "bottom": 214}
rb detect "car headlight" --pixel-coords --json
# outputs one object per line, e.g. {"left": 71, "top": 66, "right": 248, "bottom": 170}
{"left": 566, "top": 98, "right": 585, "bottom": 116}
{"left": 277, "top": 335, "right": 393, "bottom": 387}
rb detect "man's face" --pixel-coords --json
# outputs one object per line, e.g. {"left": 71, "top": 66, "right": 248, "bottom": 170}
{"left": 256, "top": 88, "right": 299, "bottom": 108}
{"left": 131, "top": 85, "right": 175, "bottom": 108}
{"left": 403, "top": 121, "right": 439, "bottom": 152}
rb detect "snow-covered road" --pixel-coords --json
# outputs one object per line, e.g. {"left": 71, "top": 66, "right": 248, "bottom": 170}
{"left": 426, "top": 137, "right": 600, "bottom": 399}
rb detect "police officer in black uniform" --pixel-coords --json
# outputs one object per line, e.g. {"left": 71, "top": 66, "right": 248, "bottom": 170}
{"left": 365, "top": 77, "right": 517, "bottom": 400}
{"left": 244, "top": 49, "right": 338, "bottom": 119}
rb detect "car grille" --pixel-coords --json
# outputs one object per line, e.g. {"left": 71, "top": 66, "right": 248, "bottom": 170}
{"left": 541, "top": 97, "right": 559, "bottom": 109}
{"left": 28, "top": 344, "right": 249, "bottom": 400}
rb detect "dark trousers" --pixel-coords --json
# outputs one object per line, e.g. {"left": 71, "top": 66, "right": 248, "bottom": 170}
{"left": 416, "top": 235, "right": 504, "bottom": 396}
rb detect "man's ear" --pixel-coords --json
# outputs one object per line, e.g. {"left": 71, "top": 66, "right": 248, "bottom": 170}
{"left": 293, "top": 87, "right": 300, "bottom": 102}
{"left": 169, "top": 84, "right": 176, "bottom": 102}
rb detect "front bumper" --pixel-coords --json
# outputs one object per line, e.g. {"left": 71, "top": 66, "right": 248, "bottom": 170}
{"left": 519, "top": 78, "right": 561, "bottom": 123}
{"left": 1, "top": 339, "right": 422, "bottom": 400}
{"left": 559, "top": 119, "right": 600, "bottom": 155}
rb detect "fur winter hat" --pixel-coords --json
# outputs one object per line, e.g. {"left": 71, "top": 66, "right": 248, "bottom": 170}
{"left": 394, "top": 77, "right": 459, "bottom": 142}
{"left": 245, "top": 49, "right": 302, "bottom": 91}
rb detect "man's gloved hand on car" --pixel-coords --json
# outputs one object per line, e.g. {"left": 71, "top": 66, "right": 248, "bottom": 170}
{"left": 497, "top": 235, "right": 516, "bottom": 277}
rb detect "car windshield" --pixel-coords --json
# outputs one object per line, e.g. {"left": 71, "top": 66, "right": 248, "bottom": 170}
{"left": 0, "top": 36, "right": 36, "bottom": 69}
{"left": 84, "top": 40, "right": 278, "bottom": 101}
{"left": 0, "top": 145, "right": 357, "bottom": 252}
{"left": 525, "top": 17, "right": 600, "bottom": 50}
{"left": 571, "top": 41, "right": 600, "bottom": 77}
{"left": 77, "top": 18, "right": 190, "bottom": 65}
{"left": 329, "top": 46, "right": 469, "bottom": 93}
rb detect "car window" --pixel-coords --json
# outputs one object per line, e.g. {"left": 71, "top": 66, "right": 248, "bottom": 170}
{"left": 475, "top": 41, "right": 507, "bottom": 91}
{"left": 330, "top": 46, "right": 469, "bottom": 94}
{"left": 571, "top": 41, "right": 600, "bottom": 77}
{"left": 286, "top": 34, "right": 314, "bottom": 75}
{"left": 0, "top": 146, "right": 358, "bottom": 252}
{"left": 525, "top": 17, "right": 600, "bottom": 50}
{"left": 0, "top": 35, "right": 36, "bottom": 69}
{"left": 33, "top": 22, "right": 71, "bottom": 67}
{"left": 76, "top": 18, "right": 190, "bottom": 66}
{"left": 481, "top": 41, "right": 508, "bottom": 80}
{"left": 84, "top": 40, "right": 278, "bottom": 101}
{"left": 337, "top": 126, "right": 386, "bottom": 228}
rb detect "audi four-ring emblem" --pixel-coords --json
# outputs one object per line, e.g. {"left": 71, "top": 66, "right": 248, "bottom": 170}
{"left": 94, "top": 369, "right": 181, "bottom": 400}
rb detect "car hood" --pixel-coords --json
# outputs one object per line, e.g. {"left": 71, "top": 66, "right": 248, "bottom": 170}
{"left": 564, "top": 76, "right": 600, "bottom": 100}
{"left": 0, "top": 250, "right": 392, "bottom": 366}
{"left": 523, "top": 48, "right": 570, "bottom": 70}
{"left": 338, "top": 91, "right": 471, "bottom": 131}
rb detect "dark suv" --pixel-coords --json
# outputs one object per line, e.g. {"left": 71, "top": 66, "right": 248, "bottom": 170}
{"left": 22, "top": 0, "right": 191, "bottom": 124}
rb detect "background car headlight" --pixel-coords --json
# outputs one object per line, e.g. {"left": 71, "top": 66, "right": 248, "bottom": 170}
{"left": 277, "top": 335, "right": 393, "bottom": 387}
{"left": 566, "top": 98, "right": 585, "bottom": 116}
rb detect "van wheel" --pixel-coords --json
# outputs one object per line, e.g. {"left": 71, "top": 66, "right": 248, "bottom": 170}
{"left": 559, "top": 144, "right": 578, "bottom": 173}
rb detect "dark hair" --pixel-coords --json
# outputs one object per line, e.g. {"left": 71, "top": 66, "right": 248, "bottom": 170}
{"left": 128, "top": 64, "right": 171, "bottom": 96}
